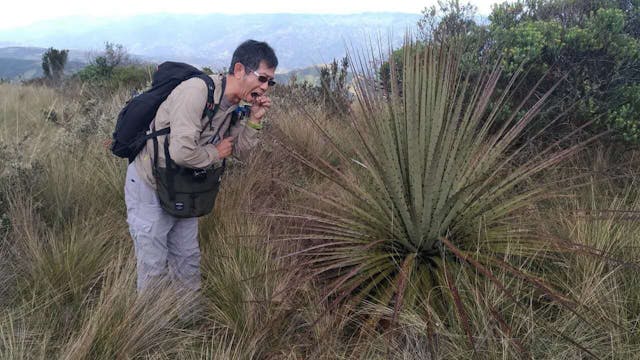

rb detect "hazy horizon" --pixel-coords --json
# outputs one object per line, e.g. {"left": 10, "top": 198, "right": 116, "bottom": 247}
{"left": 0, "top": 12, "right": 423, "bottom": 76}
{"left": 0, "top": 0, "right": 500, "bottom": 30}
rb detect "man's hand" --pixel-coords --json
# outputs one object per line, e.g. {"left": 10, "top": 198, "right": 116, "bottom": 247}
{"left": 215, "top": 136, "right": 234, "bottom": 158}
{"left": 249, "top": 95, "right": 271, "bottom": 124}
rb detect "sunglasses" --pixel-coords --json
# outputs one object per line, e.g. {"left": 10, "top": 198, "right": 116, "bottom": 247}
{"left": 252, "top": 71, "right": 276, "bottom": 87}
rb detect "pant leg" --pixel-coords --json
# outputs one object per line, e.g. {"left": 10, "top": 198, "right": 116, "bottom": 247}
{"left": 167, "top": 216, "right": 201, "bottom": 291}
{"left": 125, "top": 162, "right": 177, "bottom": 291}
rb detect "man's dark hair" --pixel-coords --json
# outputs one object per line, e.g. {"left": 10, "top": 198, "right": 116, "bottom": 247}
{"left": 228, "top": 40, "right": 278, "bottom": 75}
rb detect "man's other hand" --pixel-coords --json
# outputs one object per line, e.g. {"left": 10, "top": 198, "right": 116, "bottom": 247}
{"left": 215, "top": 136, "right": 234, "bottom": 158}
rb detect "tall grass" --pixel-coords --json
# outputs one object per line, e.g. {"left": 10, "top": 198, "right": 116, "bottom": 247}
{"left": 0, "top": 52, "right": 638, "bottom": 359}
{"left": 60, "top": 253, "right": 195, "bottom": 359}
{"left": 0, "top": 84, "right": 61, "bottom": 159}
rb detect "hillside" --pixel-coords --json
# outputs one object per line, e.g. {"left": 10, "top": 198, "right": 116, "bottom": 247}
{"left": 0, "top": 46, "right": 334, "bottom": 83}
{"left": 0, "top": 47, "right": 88, "bottom": 81}
{"left": 275, "top": 65, "right": 326, "bottom": 85}
{"left": 0, "top": 46, "right": 90, "bottom": 62}
{"left": 0, "top": 58, "right": 42, "bottom": 80}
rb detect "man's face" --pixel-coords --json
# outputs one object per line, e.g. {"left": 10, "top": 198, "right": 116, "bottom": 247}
{"left": 240, "top": 61, "right": 276, "bottom": 103}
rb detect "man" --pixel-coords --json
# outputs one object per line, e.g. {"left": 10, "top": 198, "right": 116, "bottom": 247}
{"left": 124, "top": 40, "right": 278, "bottom": 292}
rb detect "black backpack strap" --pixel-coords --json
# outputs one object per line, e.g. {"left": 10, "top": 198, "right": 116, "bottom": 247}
{"left": 144, "top": 127, "right": 170, "bottom": 143}
{"left": 217, "top": 108, "right": 240, "bottom": 168}
{"left": 163, "top": 135, "right": 176, "bottom": 200}
{"left": 152, "top": 124, "right": 161, "bottom": 174}
{"left": 198, "top": 74, "right": 225, "bottom": 134}
{"left": 198, "top": 75, "right": 229, "bottom": 168}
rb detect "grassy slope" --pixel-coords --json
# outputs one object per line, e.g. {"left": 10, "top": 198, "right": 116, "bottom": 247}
{"left": 0, "top": 82, "right": 638, "bottom": 358}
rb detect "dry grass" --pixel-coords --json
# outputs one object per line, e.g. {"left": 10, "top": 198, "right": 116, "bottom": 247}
{"left": 0, "top": 76, "right": 638, "bottom": 360}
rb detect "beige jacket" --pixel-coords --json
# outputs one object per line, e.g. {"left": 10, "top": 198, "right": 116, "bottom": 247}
{"left": 134, "top": 74, "right": 259, "bottom": 189}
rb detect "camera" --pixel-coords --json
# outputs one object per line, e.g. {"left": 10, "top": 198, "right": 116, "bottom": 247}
{"left": 192, "top": 168, "right": 207, "bottom": 181}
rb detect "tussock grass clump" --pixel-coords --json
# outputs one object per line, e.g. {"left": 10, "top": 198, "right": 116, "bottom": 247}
{"left": 0, "top": 310, "right": 52, "bottom": 359}
{"left": 32, "top": 143, "right": 126, "bottom": 225}
{"left": 60, "top": 254, "right": 195, "bottom": 359}
{"left": 195, "top": 146, "right": 307, "bottom": 358}
{"left": 3, "top": 176, "right": 128, "bottom": 347}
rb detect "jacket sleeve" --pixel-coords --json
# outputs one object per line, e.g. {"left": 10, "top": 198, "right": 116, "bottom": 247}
{"left": 167, "top": 79, "right": 220, "bottom": 168}
{"left": 229, "top": 118, "right": 260, "bottom": 161}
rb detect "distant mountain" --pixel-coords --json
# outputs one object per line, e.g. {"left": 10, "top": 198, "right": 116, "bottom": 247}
{"left": 0, "top": 47, "right": 88, "bottom": 81}
{"left": 0, "top": 13, "right": 421, "bottom": 71}
{"left": 0, "top": 58, "right": 42, "bottom": 80}
{"left": 274, "top": 64, "right": 357, "bottom": 86}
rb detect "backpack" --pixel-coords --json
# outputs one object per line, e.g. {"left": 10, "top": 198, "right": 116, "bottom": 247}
{"left": 111, "top": 61, "right": 218, "bottom": 162}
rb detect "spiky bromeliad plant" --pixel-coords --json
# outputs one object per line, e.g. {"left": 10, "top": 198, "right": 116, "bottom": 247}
{"left": 283, "top": 37, "right": 614, "bottom": 356}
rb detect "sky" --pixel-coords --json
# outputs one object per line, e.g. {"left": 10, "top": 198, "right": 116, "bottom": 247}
{"left": 0, "top": 0, "right": 500, "bottom": 30}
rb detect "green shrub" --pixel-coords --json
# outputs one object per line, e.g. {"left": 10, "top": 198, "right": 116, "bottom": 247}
{"left": 76, "top": 63, "right": 151, "bottom": 91}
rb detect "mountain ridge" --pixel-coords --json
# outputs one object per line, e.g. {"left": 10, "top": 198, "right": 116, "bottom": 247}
{"left": 0, "top": 47, "right": 91, "bottom": 80}
{"left": 0, "top": 13, "right": 421, "bottom": 71}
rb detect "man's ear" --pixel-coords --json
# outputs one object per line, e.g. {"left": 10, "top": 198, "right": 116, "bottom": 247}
{"left": 233, "top": 63, "right": 245, "bottom": 79}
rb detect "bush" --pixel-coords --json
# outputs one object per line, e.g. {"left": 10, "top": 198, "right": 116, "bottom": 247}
{"left": 75, "top": 43, "right": 153, "bottom": 92}
{"left": 488, "top": 1, "right": 640, "bottom": 143}
{"left": 76, "top": 63, "right": 152, "bottom": 92}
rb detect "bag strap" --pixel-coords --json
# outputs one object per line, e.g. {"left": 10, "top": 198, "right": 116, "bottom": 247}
{"left": 199, "top": 74, "right": 225, "bottom": 132}
{"left": 162, "top": 135, "right": 176, "bottom": 200}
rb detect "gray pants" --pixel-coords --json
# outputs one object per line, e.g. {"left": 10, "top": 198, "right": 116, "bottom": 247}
{"left": 124, "top": 162, "right": 201, "bottom": 292}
